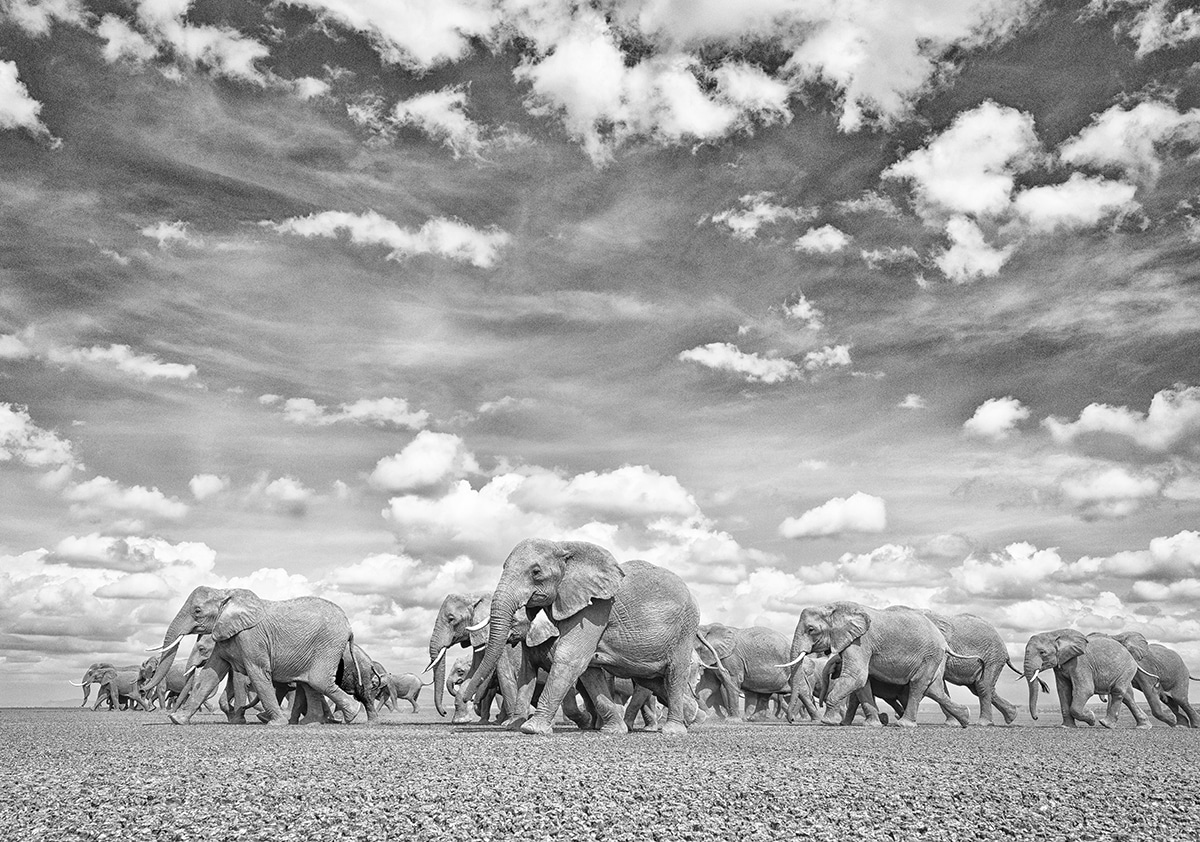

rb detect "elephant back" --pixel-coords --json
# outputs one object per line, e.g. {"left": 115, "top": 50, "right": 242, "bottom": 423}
{"left": 1083, "top": 634, "right": 1138, "bottom": 689}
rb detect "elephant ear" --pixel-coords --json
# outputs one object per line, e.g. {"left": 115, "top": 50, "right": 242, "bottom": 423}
{"left": 213, "top": 589, "right": 266, "bottom": 641}
{"left": 550, "top": 541, "right": 625, "bottom": 621}
{"left": 526, "top": 609, "right": 559, "bottom": 647}
{"left": 1114, "top": 631, "right": 1151, "bottom": 664}
{"left": 1053, "top": 629, "right": 1089, "bottom": 664}
{"left": 829, "top": 604, "right": 870, "bottom": 654}
{"left": 468, "top": 595, "right": 491, "bottom": 649}
{"left": 700, "top": 625, "right": 737, "bottom": 661}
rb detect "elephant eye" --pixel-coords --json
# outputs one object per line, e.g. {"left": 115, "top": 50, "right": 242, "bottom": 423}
{"left": 531, "top": 567, "right": 545, "bottom": 581}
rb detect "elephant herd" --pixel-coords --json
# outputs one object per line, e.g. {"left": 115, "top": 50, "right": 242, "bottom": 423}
{"left": 75, "top": 538, "right": 1199, "bottom": 733}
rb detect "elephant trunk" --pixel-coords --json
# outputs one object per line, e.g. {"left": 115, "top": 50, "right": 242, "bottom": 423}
{"left": 429, "top": 614, "right": 453, "bottom": 718}
{"left": 145, "top": 605, "right": 195, "bottom": 691}
{"left": 459, "top": 587, "right": 524, "bottom": 707}
{"left": 1027, "top": 672, "right": 1040, "bottom": 721}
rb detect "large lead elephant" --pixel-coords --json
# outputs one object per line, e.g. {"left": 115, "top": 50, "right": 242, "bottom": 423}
{"left": 694, "top": 623, "right": 794, "bottom": 721}
{"left": 460, "top": 538, "right": 701, "bottom": 736}
{"left": 72, "top": 663, "right": 149, "bottom": 711}
{"left": 1112, "top": 632, "right": 1197, "bottom": 728}
{"left": 782, "top": 602, "right": 970, "bottom": 728}
{"left": 1024, "top": 629, "right": 1150, "bottom": 728}
{"left": 923, "top": 611, "right": 1021, "bottom": 726}
{"left": 143, "top": 586, "right": 361, "bottom": 726}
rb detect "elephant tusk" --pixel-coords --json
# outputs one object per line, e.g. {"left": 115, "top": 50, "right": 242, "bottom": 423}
{"left": 146, "top": 634, "right": 185, "bottom": 654}
{"left": 68, "top": 680, "right": 85, "bottom": 686}
{"left": 184, "top": 665, "right": 197, "bottom": 678}
{"left": 1136, "top": 666, "right": 1161, "bottom": 682}
{"left": 775, "top": 653, "right": 807, "bottom": 670}
{"left": 424, "top": 646, "right": 448, "bottom": 673}
{"left": 465, "top": 617, "right": 489, "bottom": 632}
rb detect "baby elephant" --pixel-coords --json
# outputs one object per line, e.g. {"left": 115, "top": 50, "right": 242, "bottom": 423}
{"left": 1024, "top": 629, "right": 1150, "bottom": 728}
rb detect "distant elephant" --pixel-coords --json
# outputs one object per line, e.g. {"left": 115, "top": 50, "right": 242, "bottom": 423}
{"left": 923, "top": 611, "right": 1021, "bottom": 726}
{"left": 694, "top": 623, "right": 794, "bottom": 721}
{"left": 143, "top": 585, "right": 361, "bottom": 726}
{"left": 428, "top": 592, "right": 523, "bottom": 723}
{"left": 1024, "top": 629, "right": 1150, "bottom": 728}
{"left": 71, "top": 663, "right": 149, "bottom": 711}
{"left": 781, "top": 602, "right": 971, "bottom": 728}
{"left": 376, "top": 671, "right": 429, "bottom": 713}
{"left": 139, "top": 655, "right": 193, "bottom": 710}
{"left": 1112, "top": 632, "right": 1197, "bottom": 728}
{"left": 460, "top": 538, "right": 701, "bottom": 736}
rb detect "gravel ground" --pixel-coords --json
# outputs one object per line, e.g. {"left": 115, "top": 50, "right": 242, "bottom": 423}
{"left": 2, "top": 707, "right": 1197, "bottom": 841}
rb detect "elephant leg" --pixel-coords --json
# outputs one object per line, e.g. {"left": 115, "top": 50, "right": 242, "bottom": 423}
{"left": 578, "top": 668, "right": 627, "bottom": 734}
{"left": 824, "top": 650, "right": 872, "bottom": 726}
{"left": 506, "top": 655, "right": 540, "bottom": 730}
{"left": 1053, "top": 671, "right": 1078, "bottom": 727}
{"left": 921, "top": 677, "right": 969, "bottom": 729}
{"left": 1107, "top": 685, "right": 1150, "bottom": 729}
{"left": 306, "top": 663, "right": 361, "bottom": 725}
{"left": 1065, "top": 672, "right": 1096, "bottom": 727}
{"left": 1135, "top": 676, "right": 1176, "bottom": 726}
{"left": 1170, "top": 695, "right": 1199, "bottom": 728}
{"left": 520, "top": 608, "right": 607, "bottom": 736}
{"left": 223, "top": 678, "right": 247, "bottom": 725}
{"left": 172, "top": 658, "right": 230, "bottom": 725}
{"left": 242, "top": 663, "right": 287, "bottom": 726}
{"left": 453, "top": 649, "right": 487, "bottom": 724}
{"left": 495, "top": 646, "right": 523, "bottom": 723}
{"left": 560, "top": 688, "right": 592, "bottom": 730}
{"left": 408, "top": 692, "right": 419, "bottom": 714}
{"left": 661, "top": 636, "right": 700, "bottom": 735}
{"left": 297, "top": 684, "right": 325, "bottom": 725}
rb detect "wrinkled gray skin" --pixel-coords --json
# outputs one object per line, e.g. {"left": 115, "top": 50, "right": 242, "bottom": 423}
{"left": 428, "top": 592, "right": 522, "bottom": 724}
{"left": 1112, "top": 632, "right": 1197, "bottom": 728}
{"left": 820, "top": 654, "right": 905, "bottom": 725}
{"left": 787, "top": 602, "right": 970, "bottom": 728}
{"left": 446, "top": 656, "right": 503, "bottom": 722}
{"left": 376, "top": 671, "right": 429, "bottom": 714}
{"left": 1024, "top": 630, "right": 1149, "bottom": 728}
{"left": 74, "top": 663, "right": 149, "bottom": 711}
{"left": 144, "top": 585, "right": 361, "bottom": 726}
{"left": 290, "top": 643, "right": 378, "bottom": 724}
{"left": 924, "top": 611, "right": 1021, "bottom": 726}
{"left": 461, "top": 539, "right": 701, "bottom": 736}
{"left": 138, "top": 656, "right": 188, "bottom": 710}
{"left": 694, "top": 623, "right": 794, "bottom": 722}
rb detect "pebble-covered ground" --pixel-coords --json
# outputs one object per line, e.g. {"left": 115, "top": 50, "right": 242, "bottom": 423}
{"left": 2, "top": 707, "right": 1197, "bottom": 841}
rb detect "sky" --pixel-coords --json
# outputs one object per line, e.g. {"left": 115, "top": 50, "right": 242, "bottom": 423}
{"left": 1, "top": 0, "right": 1199, "bottom": 706}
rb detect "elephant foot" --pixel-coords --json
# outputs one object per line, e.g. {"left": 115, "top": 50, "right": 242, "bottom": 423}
{"left": 520, "top": 716, "right": 554, "bottom": 736}
{"left": 226, "top": 714, "right": 248, "bottom": 725}
{"left": 819, "top": 712, "right": 843, "bottom": 727}
{"left": 661, "top": 720, "right": 687, "bottom": 737}
{"left": 451, "top": 711, "right": 475, "bottom": 724}
{"left": 168, "top": 712, "right": 188, "bottom": 726}
{"left": 1136, "top": 722, "right": 1152, "bottom": 730}
{"left": 894, "top": 718, "right": 917, "bottom": 729}
{"left": 1098, "top": 719, "right": 1113, "bottom": 730}
{"left": 263, "top": 716, "right": 288, "bottom": 727}
{"left": 599, "top": 719, "right": 629, "bottom": 736}
{"left": 504, "top": 716, "right": 528, "bottom": 731}
{"left": 977, "top": 718, "right": 995, "bottom": 727}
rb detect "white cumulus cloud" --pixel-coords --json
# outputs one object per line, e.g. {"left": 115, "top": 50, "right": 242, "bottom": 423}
{"left": 963, "top": 396, "right": 1030, "bottom": 441}
{"left": 1042, "top": 384, "right": 1200, "bottom": 453}
{"left": 369, "top": 431, "right": 481, "bottom": 493}
{"left": 794, "top": 225, "right": 851, "bottom": 254}
{"left": 678, "top": 342, "right": 800, "bottom": 384}
{"left": 779, "top": 491, "right": 887, "bottom": 538}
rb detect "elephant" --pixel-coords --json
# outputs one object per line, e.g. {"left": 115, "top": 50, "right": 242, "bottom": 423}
{"left": 427, "top": 592, "right": 524, "bottom": 724}
{"left": 71, "top": 663, "right": 150, "bottom": 711}
{"left": 819, "top": 654, "right": 905, "bottom": 725}
{"left": 138, "top": 655, "right": 193, "bottom": 710}
{"left": 1112, "top": 632, "right": 1197, "bottom": 728}
{"left": 290, "top": 643, "right": 378, "bottom": 724}
{"left": 460, "top": 538, "right": 701, "bottom": 736}
{"left": 693, "top": 623, "right": 795, "bottom": 722}
{"left": 1024, "top": 629, "right": 1151, "bottom": 728}
{"left": 376, "top": 671, "right": 429, "bottom": 714}
{"left": 781, "top": 602, "right": 971, "bottom": 728}
{"left": 446, "top": 655, "right": 505, "bottom": 722}
{"left": 923, "top": 611, "right": 1021, "bottom": 726}
{"left": 143, "top": 585, "right": 361, "bottom": 726}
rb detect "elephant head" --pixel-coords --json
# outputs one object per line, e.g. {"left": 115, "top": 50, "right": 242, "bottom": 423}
{"left": 368, "top": 660, "right": 388, "bottom": 699}
{"left": 427, "top": 592, "right": 491, "bottom": 717}
{"left": 1023, "top": 629, "right": 1088, "bottom": 720}
{"left": 446, "top": 657, "right": 471, "bottom": 697}
{"left": 695, "top": 624, "right": 741, "bottom": 715}
{"left": 787, "top": 603, "right": 870, "bottom": 663}
{"left": 70, "top": 662, "right": 118, "bottom": 707}
{"left": 144, "top": 586, "right": 266, "bottom": 692}
{"left": 460, "top": 538, "right": 625, "bottom": 704}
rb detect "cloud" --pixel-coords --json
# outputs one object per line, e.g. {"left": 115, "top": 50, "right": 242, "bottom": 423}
{"left": 391, "top": 85, "right": 485, "bottom": 158}
{"left": 711, "top": 192, "right": 816, "bottom": 241}
{"left": 131, "top": 0, "right": 271, "bottom": 84}
{"left": 0, "top": 59, "right": 59, "bottom": 146}
{"left": 369, "top": 431, "right": 481, "bottom": 493}
{"left": 783, "top": 294, "right": 824, "bottom": 331}
{"left": 936, "top": 216, "right": 1014, "bottom": 283}
{"left": 1085, "top": 0, "right": 1200, "bottom": 57}
{"left": 1093, "top": 530, "right": 1200, "bottom": 581}
{"left": 0, "top": 334, "right": 33, "bottom": 360}
{"left": 2, "top": 0, "right": 85, "bottom": 35}
{"left": 325, "top": 552, "right": 480, "bottom": 609}
{"left": 63, "top": 476, "right": 189, "bottom": 522}
{"left": 0, "top": 403, "right": 79, "bottom": 473}
{"left": 140, "top": 220, "right": 201, "bottom": 249}
{"left": 678, "top": 342, "right": 799, "bottom": 384}
{"left": 884, "top": 101, "right": 1040, "bottom": 221}
{"left": 1042, "top": 384, "right": 1200, "bottom": 454}
{"left": 950, "top": 542, "right": 1074, "bottom": 599}
{"left": 1058, "top": 100, "right": 1200, "bottom": 185}
{"left": 826, "top": 543, "right": 938, "bottom": 585}
{"left": 251, "top": 474, "right": 316, "bottom": 516}
{"left": 45, "top": 533, "right": 216, "bottom": 574}
{"left": 47, "top": 343, "right": 197, "bottom": 381}
{"left": 794, "top": 225, "right": 851, "bottom": 254}
{"left": 188, "top": 474, "right": 229, "bottom": 500}
{"left": 97, "top": 14, "right": 158, "bottom": 64}
{"left": 1010, "top": 173, "right": 1139, "bottom": 233}
{"left": 860, "top": 245, "right": 919, "bottom": 270}
{"left": 779, "top": 491, "right": 887, "bottom": 538}
{"left": 264, "top": 210, "right": 511, "bottom": 268}
{"left": 963, "top": 396, "right": 1030, "bottom": 441}
{"left": 277, "top": 396, "right": 429, "bottom": 430}
{"left": 898, "top": 394, "right": 927, "bottom": 410}
{"left": 1057, "top": 465, "right": 1161, "bottom": 519}
{"left": 803, "top": 344, "right": 852, "bottom": 371}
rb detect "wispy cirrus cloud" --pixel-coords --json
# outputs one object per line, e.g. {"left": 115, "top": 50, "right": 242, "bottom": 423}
{"left": 47, "top": 344, "right": 197, "bottom": 381}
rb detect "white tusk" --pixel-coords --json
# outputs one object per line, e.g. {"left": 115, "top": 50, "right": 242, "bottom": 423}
{"left": 184, "top": 665, "right": 197, "bottom": 678}
{"left": 465, "top": 617, "right": 489, "bottom": 632}
{"left": 424, "top": 646, "right": 448, "bottom": 673}
{"left": 69, "top": 680, "right": 85, "bottom": 686}
{"left": 775, "top": 653, "right": 807, "bottom": 670}
{"left": 145, "top": 634, "right": 185, "bottom": 654}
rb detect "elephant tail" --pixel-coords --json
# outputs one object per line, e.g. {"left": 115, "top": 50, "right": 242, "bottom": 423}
{"left": 347, "top": 633, "right": 364, "bottom": 699}
{"left": 945, "top": 647, "right": 985, "bottom": 681}
{"left": 1004, "top": 658, "right": 1024, "bottom": 677}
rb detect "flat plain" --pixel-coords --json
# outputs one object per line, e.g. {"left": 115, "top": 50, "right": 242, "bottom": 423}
{"left": 1, "top": 707, "right": 1197, "bottom": 841}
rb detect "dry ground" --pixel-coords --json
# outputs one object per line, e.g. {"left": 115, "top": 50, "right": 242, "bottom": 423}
{"left": 1, "top": 707, "right": 1197, "bottom": 841}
